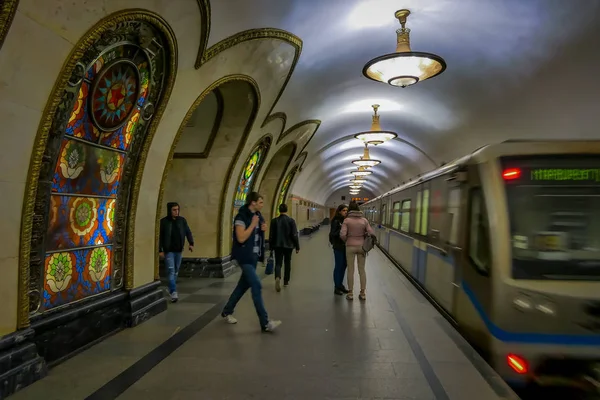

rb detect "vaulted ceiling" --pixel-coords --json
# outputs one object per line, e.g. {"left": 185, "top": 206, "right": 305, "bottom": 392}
{"left": 206, "top": 0, "right": 600, "bottom": 204}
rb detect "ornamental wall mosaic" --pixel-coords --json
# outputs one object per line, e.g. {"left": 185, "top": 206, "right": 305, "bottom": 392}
{"left": 29, "top": 19, "right": 169, "bottom": 314}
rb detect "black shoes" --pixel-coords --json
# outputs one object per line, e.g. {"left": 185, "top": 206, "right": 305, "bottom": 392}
{"left": 334, "top": 286, "right": 349, "bottom": 295}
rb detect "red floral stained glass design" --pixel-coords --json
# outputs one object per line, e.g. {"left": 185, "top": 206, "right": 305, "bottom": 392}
{"left": 46, "top": 195, "right": 114, "bottom": 251}
{"left": 42, "top": 246, "right": 112, "bottom": 310}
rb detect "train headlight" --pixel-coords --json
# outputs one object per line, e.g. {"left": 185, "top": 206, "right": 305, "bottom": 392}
{"left": 535, "top": 302, "right": 556, "bottom": 316}
{"left": 513, "top": 295, "right": 533, "bottom": 311}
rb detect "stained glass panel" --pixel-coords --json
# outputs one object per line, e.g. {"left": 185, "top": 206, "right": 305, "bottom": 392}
{"left": 65, "top": 82, "right": 100, "bottom": 142}
{"left": 277, "top": 168, "right": 296, "bottom": 209}
{"left": 32, "top": 20, "right": 167, "bottom": 315}
{"left": 234, "top": 147, "right": 264, "bottom": 208}
{"left": 52, "top": 139, "right": 124, "bottom": 197}
{"left": 46, "top": 195, "right": 115, "bottom": 251}
{"left": 43, "top": 246, "right": 112, "bottom": 310}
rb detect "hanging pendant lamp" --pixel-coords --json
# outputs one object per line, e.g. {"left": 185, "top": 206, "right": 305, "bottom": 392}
{"left": 351, "top": 166, "right": 373, "bottom": 177}
{"left": 362, "top": 9, "right": 446, "bottom": 88}
{"left": 350, "top": 178, "right": 367, "bottom": 185}
{"left": 354, "top": 104, "right": 397, "bottom": 146}
{"left": 352, "top": 144, "right": 381, "bottom": 168}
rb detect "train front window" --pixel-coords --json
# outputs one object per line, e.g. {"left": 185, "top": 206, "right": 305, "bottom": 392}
{"left": 502, "top": 155, "right": 600, "bottom": 280}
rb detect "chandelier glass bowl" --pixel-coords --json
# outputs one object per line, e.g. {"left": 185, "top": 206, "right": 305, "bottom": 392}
{"left": 353, "top": 104, "right": 397, "bottom": 146}
{"left": 362, "top": 9, "right": 446, "bottom": 88}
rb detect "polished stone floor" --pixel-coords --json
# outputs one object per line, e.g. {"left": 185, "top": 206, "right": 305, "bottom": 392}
{"left": 12, "top": 231, "right": 517, "bottom": 400}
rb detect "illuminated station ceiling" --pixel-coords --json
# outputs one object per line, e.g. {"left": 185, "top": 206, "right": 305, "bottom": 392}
{"left": 209, "top": 0, "right": 600, "bottom": 204}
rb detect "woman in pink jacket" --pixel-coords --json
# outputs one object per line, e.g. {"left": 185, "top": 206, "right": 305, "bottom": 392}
{"left": 340, "top": 201, "right": 374, "bottom": 300}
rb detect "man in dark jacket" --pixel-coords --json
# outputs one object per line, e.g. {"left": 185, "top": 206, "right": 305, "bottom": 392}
{"left": 159, "top": 202, "right": 194, "bottom": 303}
{"left": 269, "top": 203, "right": 300, "bottom": 292}
{"left": 221, "top": 192, "right": 281, "bottom": 332}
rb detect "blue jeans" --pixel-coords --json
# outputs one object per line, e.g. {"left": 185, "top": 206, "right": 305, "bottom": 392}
{"left": 222, "top": 261, "right": 269, "bottom": 329}
{"left": 165, "top": 252, "right": 183, "bottom": 294}
{"left": 333, "top": 248, "right": 347, "bottom": 289}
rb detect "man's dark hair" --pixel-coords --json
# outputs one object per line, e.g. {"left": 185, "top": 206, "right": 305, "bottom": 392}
{"left": 245, "top": 191, "right": 263, "bottom": 205}
{"left": 279, "top": 203, "right": 288, "bottom": 213}
{"left": 348, "top": 201, "right": 360, "bottom": 211}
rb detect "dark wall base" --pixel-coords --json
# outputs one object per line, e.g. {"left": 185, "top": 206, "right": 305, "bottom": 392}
{"left": 0, "top": 329, "right": 47, "bottom": 399}
{"left": 127, "top": 281, "right": 168, "bottom": 327}
{"left": 159, "top": 255, "right": 239, "bottom": 279}
{"left": 0, "top": 281, "right": 168, "bottom": 397}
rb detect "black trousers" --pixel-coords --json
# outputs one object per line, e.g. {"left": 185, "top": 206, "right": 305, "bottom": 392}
{"left": 273, "top": 247, "right": 293, "bottom": 283}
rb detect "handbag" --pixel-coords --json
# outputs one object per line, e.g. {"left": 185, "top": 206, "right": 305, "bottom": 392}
{"left": 362, "top": 220, "right": 377, "bottom": 254}
{"left": 265, "top": 251, "right": 274, "bottom": 275}
{"left": 362, "top": 233, "right": 376, "bottom": 253}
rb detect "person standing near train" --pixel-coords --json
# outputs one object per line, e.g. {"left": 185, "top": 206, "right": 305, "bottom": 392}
{"left": 340, "top": 201, "right": 374, "bottom": 300}
{"left": 329, "top": 204, "right": 349, "bottom": 295}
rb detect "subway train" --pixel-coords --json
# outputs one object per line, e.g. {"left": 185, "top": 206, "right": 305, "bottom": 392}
{"left": 360, "top": 140, "right": 600, "bottom": 392}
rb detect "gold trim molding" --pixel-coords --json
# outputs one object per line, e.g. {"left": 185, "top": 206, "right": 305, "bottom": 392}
{"left": 295, "top": 151, "right": 308, "bottom": 168}
{"left": 17, "top": 9, "right": 178, "bottom": 329}
{"left": 154, "top": 74, "right": 260, "bottom": 279}
{"left": 276, "top": 119, "right": 320, "bottom": 145}
{"left": 0, "top": 0, "right": 18, "bottom": 52}
{"left": 194, "top": 0, "right": 211, "bottom": 69}
{"left": 295, "top": 121, "right": 321, "bottom": 161}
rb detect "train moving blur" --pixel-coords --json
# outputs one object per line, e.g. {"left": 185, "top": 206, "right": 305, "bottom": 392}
{"left": 360, "top": 140, "right": 600, "bottom": 395}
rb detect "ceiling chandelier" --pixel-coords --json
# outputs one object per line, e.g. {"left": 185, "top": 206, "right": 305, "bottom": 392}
{"left": 362, "top": 9, "right": 446, "bottom": 88}
{"left": 354, "top": 105, "right": 397, "bottom": 146}
{"left": 350, "top": 178, "right": 367, "bottom": 184}
{"left": 352, "top": 144, "right": 381, "bottom": 168}
{"left": 351, "top": 166, "right": 372, "bottom": 177}
{"left": 349, "top": 185, "right": 362, "bottom": 190}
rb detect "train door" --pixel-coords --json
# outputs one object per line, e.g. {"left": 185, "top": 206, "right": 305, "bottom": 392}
{"left": 453, "top": 164, "right": 493, "bottom": 350}
{"left": 413, "top": 182, "right": 430, "bottom": 284}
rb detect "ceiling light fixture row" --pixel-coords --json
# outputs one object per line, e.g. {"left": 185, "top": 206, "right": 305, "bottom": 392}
{"left": 348, "top": 104, "right": 397, "bottom": 194}
{"left": 348, "top": 9, "right": 446, "bottom": 196}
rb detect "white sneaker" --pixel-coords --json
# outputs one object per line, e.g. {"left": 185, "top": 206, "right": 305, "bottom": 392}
{"left": 170, "top": 291, "right": 179, "bottom": 303}
{"left": 223, "top": 314, "right": 238, "bottom": 324}
{"left": 263, "top": 320, "right": 281, "bottom": 332}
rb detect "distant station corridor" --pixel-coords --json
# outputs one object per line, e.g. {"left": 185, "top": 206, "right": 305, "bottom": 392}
{"left": 13, "top": 230, "right": 516, "bottom": 400}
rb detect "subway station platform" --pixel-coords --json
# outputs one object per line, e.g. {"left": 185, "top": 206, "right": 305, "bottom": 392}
{"left": 12, "top": 230, "right": 518, "bottom": 400}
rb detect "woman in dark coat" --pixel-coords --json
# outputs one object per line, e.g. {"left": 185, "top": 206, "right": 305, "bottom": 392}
{"left": 329, "top": 204, "right": 349, "bottom": 295}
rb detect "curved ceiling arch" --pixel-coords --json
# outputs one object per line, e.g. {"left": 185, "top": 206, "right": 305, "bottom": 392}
{"left": 306, "top": 133, "right": 437, "bottom": 168}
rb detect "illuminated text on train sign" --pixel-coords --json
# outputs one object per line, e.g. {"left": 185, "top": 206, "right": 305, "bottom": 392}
{"left": 530, "top": 168, "right": 600, "bottom": 182}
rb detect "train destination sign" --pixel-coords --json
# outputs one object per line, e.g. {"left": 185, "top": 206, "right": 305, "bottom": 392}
{"left": 530, "top": 168, "right": 600, "bottom": 183}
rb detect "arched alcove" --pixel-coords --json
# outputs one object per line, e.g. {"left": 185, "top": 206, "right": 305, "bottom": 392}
{"left": 160, "top": 78, "right": 259, "bottom": 277}
{"left": 18, "top": 10, "right": 177, "bottom": 365}
{"left": 257, "top": 142, "right": 297, "bottom": 230}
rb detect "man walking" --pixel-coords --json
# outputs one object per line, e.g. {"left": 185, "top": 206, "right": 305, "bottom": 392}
{"left": 221, "top": 192, "right": 281, "bottom": 332}
{"left": 159, "top": 202, "right": 194, "bottom": 303}
{"left": 269, "top": 203, "right": 300, "bottom": 292}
